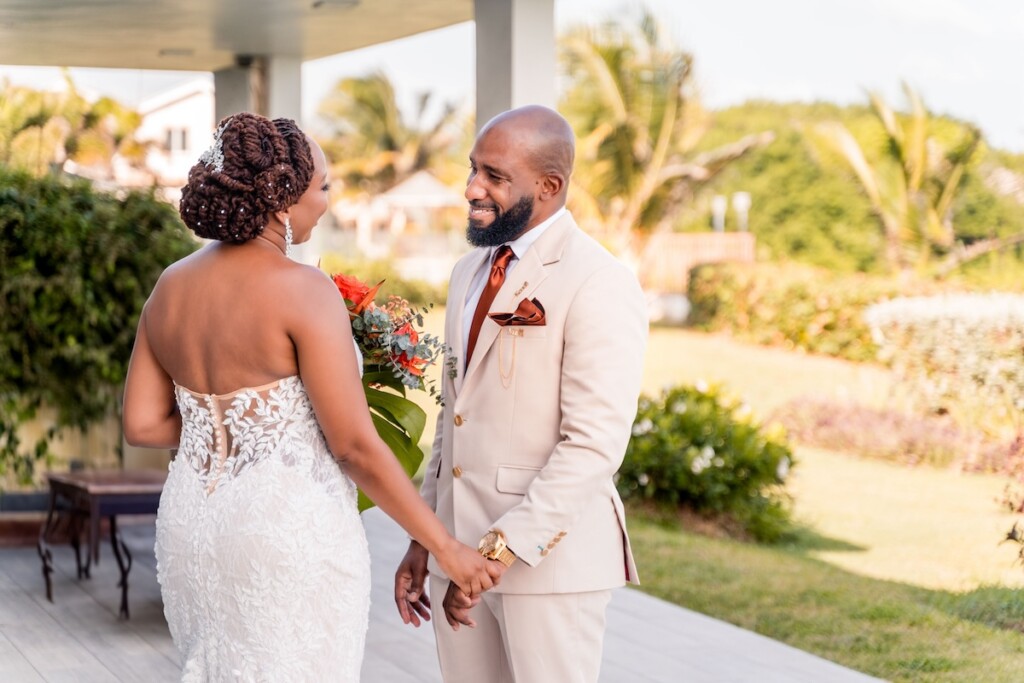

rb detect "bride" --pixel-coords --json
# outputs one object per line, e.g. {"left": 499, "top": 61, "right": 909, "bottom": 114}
{"left": 122, "top": 112, "right": 499, "bottom": 681}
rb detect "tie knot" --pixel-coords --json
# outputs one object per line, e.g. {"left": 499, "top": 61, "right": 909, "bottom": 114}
{"left": 493, "top": 245, "right": 514, "bottom": 268}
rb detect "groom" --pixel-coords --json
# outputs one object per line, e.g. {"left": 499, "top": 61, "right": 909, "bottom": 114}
{"left": 394, "top": 105, "right": 648, "bottom": 683}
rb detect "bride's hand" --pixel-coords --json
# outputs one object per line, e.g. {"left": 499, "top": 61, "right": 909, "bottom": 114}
{"left": 435, "top": 539, "right": 502, "bottom": 596}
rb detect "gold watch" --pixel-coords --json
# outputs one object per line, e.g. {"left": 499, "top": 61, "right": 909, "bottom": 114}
{"left": 478, "top": 529, "right": 517, "bottom": 567}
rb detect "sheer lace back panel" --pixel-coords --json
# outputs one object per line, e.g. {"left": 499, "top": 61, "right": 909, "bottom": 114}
{"left": 157, "top": 370, "right": 369, "bottom": 682}
{"left": 173, "top": 376, "right": 349, "bottom": 498}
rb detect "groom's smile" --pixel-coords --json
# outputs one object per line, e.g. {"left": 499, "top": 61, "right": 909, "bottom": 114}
{"left": 468, "top": 200, "right": 498, "bottom": 227}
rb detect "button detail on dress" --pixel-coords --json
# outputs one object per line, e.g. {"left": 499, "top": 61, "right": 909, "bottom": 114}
{"left": 454, "top": 414, "right": 464, "bottom": 426}
{"left": 452, "top": 466, "right": 464, "bottom": 478}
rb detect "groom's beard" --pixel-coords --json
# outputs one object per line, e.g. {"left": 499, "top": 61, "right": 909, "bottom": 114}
{"left": 466, "top": 196, "right": 534, "bottom": 247}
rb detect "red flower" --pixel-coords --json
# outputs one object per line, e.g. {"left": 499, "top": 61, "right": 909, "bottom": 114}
{"left": 333, "top": 273, "right": 382, "bottom": 315}
{"left": 395, "top": 322, "right": 426, "bottom": 376}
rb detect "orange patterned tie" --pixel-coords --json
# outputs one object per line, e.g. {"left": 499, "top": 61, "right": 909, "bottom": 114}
{"left": 466, "top": 245, "right": 514, "bottom": 366}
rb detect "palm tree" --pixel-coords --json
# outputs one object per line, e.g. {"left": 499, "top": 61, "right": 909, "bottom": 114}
{"left": 815, "top": 82, "right": 993, "bottom": 276}
{"left": 559, "top": 10, "right": 772, "bottom": 260}
{"left": 0, "top": 73, "right": 147, "bottom": 178}
{"left": 317, "top": 72, "right": 467, "bottom": 196}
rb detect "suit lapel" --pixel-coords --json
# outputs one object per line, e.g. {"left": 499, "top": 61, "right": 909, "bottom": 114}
{"left": 461, "top": 213, "right": 576, "bottom": 388}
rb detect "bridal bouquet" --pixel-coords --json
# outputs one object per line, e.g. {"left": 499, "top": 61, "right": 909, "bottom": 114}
{"left": 331, "top": 272, "right": 443, "bottom": 510}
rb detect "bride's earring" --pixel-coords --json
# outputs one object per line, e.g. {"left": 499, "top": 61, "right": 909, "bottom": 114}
{"left": 284, "top": 217, "right": 293, "bottom": 258}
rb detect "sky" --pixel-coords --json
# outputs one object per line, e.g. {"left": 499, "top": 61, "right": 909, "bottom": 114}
{"left": 2, "top": 0, "right": 1022, "bottom": 151}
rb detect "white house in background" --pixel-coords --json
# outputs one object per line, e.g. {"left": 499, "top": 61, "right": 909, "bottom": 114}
{"left": 134, "top": 78, "right": 215, "bottom": 202}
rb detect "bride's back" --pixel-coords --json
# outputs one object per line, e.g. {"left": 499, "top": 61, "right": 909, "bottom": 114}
{"left": 144, "top": 240, "right": 306, "bottom": 394}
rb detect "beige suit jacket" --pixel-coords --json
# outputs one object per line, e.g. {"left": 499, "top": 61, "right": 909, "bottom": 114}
{"left": 420, "top": 212, "right": 648, "bottom": 594}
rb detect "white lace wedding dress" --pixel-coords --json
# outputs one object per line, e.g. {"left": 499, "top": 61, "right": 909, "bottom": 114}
{"left": 155, "top": 362, "right": 370, "bottom": 682}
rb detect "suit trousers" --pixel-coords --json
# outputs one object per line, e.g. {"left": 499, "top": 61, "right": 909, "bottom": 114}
{"left": 430, "top": 574, "right": 612, "bottom": 683}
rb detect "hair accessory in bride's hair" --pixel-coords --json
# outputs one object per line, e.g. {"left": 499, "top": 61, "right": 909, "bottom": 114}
{"left": 199, "top": 121, "right": 228, "bottom": 173}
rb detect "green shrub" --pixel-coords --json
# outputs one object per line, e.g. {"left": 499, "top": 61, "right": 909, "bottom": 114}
{"left": 620, "top": 383, "right": 795, "bottom": 542}
{"left": 0, "top": 168, "right": 197, "bottom": 484}
{"left": 687, "top": 262, "right": 948, "bottom": 362}
{"left": 319, "top": 253, "right": 448, "bottom": 308}
{"left": 865, "top": 294, "right": 1024, "bottom": 450}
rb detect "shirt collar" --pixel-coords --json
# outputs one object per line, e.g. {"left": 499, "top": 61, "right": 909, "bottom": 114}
{"left": 499, "top": 206, "right": 567, "bottom": 261}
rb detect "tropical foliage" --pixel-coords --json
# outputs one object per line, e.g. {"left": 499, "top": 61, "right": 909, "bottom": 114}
{"left": 687, "top": 99, "right": 1024, "bottom": 282}
{"left": 317, "top": 72, "right": 467, "bottom": 195}
{"left": 687, "top": 262, "right": 950, "bottom": 362}
{"left": 0, "top": 73, "right": 147, "bottom": 179}
{"left": 559, "top": 10, "right": 771, "bottom": 259}
{"left": 0, "top": 168, "right": 196, "bottom": 485}
{"left": 812, "top": 83, "right": 1008, "bottom": 276}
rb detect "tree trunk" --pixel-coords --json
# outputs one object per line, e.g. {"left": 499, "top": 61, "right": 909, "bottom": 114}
{"left": 935, "top": 233, "right": 1024, "bottom": 277}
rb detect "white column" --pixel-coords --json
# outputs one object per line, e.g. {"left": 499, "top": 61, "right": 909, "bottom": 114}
{"left": 213, "top": 65, "right": 251, "bottom": 124}
{"left": 266, "top": 56, "right": 303, "bottom": 123}
{"left": 213, "top": 56, "right": 303, "bottom": 124}
{"left": 474, "top": 0, "right": 556, "bottom": 131}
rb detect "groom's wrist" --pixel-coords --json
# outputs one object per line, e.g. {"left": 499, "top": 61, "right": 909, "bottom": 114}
{"left": 478, "top": 529, "right": 517, "bottom": 567}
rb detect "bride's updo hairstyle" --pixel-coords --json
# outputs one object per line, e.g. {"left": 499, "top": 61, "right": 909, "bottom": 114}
{"left": 179, "top": 112, "right": 314, "bottom": 243}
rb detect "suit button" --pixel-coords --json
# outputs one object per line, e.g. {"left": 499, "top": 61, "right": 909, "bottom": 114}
{"left": 452, "top": 466, "right": 463, "bottom": 478}
{"left": 454, "top": 414, "right": 464, "bottom": 426}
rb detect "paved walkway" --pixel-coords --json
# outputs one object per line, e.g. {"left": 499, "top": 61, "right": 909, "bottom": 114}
{"left": 0, "top": 508, "right": 884, "bottom": 682}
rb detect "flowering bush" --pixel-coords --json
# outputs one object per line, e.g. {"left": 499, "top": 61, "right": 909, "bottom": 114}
{"left": 864, "top": 294, "right": 1024, "bottom": 460}
{"left": 620, "top": 382, "right": 795, "bottom": 542}
{"left": 687, "top": 262, "right": 946, "bottom": 362}
{"left": 769, "top": 398, "right": 1014, "bottom": 471}
{"left": 331, "top": 272, "right": 444, "bottom": 510}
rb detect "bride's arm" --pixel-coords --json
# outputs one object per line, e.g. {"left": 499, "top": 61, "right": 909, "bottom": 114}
{"left": 123, "top": 305, "right": 181, "bottom": 449}
{"left": 288, "top": 270, "right": 500, "bottom": 596}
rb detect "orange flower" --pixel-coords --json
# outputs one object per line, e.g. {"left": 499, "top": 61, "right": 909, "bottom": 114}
{"left": 333, "top": 273, "right": 382, "bottom": 315}
{"left": 395, "top": 322, "right": 418, "bottom": 345}
{"left": 395, "top": 323, "right": 426, "bottom": 375}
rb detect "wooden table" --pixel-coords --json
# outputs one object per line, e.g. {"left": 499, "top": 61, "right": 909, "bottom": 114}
{"left": 37, "top": 469, "right": 166, "bottom": 619}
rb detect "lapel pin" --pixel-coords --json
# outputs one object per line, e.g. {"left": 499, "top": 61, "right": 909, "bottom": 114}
{"left": 514, "top": 281, "right": 528, "bottom": 296}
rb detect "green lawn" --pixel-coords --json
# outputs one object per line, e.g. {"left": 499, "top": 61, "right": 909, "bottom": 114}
{"left": 408, "top": 309, "right": 1024, "bottom": 678}
{"left": 628, "top": 510, "right": 1024, "bottom": 682}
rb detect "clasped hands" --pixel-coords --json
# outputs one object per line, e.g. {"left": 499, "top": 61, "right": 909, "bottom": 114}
{"left": 394, "top": 539, "right": 509, "bottom": 631}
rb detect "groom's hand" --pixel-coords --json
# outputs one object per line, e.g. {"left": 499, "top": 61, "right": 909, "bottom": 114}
{"left": 442, "top": 581, "right": 481, "bottom": 631}
{"left": 394, "top": 540, "right": 431, "bottom": 627}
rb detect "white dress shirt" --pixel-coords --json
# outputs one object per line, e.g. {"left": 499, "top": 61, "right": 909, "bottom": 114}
{"left": 461, "top": 207, "right": 567, "bottom": 361}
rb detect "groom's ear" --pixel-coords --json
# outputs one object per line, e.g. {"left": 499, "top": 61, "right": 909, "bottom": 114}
{"left": 538, "top": 171, "right": 565, "bottom": 201}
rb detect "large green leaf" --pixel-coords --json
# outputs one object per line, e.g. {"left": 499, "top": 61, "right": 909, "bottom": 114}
{"left": 358, "top": 409, "right": 425, "bottom": 512}
{"left": 362, "top": 368, "right": 407, "bottom": 394}
{"left": 364, "top": 385, "right": 426, "bottom": 443}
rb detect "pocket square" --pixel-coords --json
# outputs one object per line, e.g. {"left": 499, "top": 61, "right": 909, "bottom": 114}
{"left": 489, "top": 298, "right": 546, "bottom": 326}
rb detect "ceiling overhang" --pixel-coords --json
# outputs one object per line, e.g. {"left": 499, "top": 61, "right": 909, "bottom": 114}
{"left": 0, "top": 0, "right": 473, "bottom": 72}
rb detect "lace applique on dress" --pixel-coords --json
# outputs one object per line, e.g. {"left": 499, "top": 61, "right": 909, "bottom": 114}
{"left": 156, "top": 374, "right": 370, "bottom": 681}
{"left": 174, "top": 377, "right": 321, "bottom": 495}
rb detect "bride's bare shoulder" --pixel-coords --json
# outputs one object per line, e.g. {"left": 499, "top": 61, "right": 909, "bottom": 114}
{"left": 281, "top": 262, "right": 345, "bottom": 309}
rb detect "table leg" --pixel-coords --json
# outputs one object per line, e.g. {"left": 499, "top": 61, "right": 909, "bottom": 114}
{"left": 36, "top": 489, "right": 58, "bottom": 603}
{"left": 90, "top": 500, "right": 101, "bottom": 566}
{"left": 109, "top": 516, "right": 133, "bottom": 620}
{"left": 70, "top": 512, "right": 90, "bottom": 580}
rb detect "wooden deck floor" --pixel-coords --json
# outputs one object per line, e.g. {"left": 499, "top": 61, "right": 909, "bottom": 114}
{"left": 0, "top": 509, "right": 883, "bottom": 682}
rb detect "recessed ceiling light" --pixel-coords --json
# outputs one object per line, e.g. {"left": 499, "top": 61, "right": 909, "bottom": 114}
{"left": 312, "top": 0, "right": 359, "bottom": 8}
